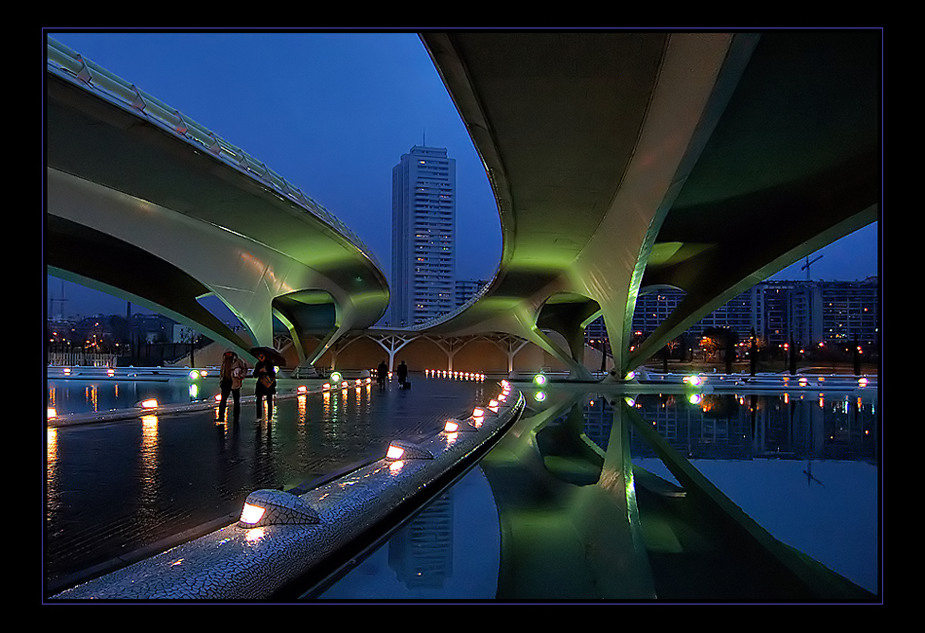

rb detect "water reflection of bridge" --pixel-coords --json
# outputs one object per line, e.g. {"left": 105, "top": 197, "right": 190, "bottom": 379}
{"left": 476, "top": 382, "right": 877, "bottom": 600}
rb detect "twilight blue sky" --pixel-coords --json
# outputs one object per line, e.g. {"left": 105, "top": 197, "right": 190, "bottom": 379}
{"left": 44, "top": 29, "right": 880, "bottom": 318}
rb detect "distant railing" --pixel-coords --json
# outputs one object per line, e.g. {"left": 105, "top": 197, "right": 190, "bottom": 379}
{"left": 45, "top": 36, "right": 383, "bottom": 273}
{"left": 47, "top": 352, "right": 117, "bottom": 368}
{"left": 409, "top": 272, "right": 498, "bottom": 331}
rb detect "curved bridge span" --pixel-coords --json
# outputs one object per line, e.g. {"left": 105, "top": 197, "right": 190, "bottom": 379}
{"left": 46, "top": 38, "right": 390, "bottom": 368}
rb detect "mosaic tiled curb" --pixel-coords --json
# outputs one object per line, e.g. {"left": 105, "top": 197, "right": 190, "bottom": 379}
{"left": 50, "top": 384, "right": 524, "bottom": 600}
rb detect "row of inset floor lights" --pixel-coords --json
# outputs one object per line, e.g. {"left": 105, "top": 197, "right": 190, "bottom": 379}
{"left": 425, "top": 369, "right": 486, "bottom": 381}
{"left": 236, "top": 379, "right": 515, "bottom": 529}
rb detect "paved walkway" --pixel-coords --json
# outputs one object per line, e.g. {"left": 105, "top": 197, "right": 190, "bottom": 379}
{"left": 45, "top": 375, "right": 489, "bottom": 592}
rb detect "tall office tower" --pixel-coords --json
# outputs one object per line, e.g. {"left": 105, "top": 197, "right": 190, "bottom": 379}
{"left": 390, "top": 146, "right": 456, "bottom": 327}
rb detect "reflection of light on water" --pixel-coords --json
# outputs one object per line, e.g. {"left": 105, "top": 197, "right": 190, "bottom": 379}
{"left": 139, "top": 415, "right": 160, "bottom": 520}
{"left": 85, "top": 385, "right": 98, "bottom": 412}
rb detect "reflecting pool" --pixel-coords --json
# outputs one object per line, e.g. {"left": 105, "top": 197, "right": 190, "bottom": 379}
{"left": 47, "top": 376, "right": 221, "bottom": 416}
{"left": 44, "top": 376, "right": 488, "bottom": 591}
{"left": 319, "top": 385, "right": 879, "bottom": 602}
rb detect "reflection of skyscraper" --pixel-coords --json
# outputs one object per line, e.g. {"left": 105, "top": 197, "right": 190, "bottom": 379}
{"left": 390, "top": 145, "right": 456, "bottom": 327}
{"left": 389, "top": 491, "right": 453, "bottom": 588}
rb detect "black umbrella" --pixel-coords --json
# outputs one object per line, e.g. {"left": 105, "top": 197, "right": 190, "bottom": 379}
{"left": 250, "top": 346, "right": 287, "bottom": 367}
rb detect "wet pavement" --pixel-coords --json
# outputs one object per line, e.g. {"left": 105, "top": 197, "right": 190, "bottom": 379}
{"left": 45, "top": 374, "right": 490, "bottom": 593}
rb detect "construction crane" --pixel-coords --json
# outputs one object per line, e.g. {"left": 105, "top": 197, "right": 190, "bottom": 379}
{"left": 801, "top": 254, "right": 823, "bottom": 281}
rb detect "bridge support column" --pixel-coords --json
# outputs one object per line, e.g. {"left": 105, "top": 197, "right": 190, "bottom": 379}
{"left": 369, "top": 334, "right": 419, "bottom": 372}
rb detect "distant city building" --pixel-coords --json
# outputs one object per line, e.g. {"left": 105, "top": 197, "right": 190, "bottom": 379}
{"left": 585, "top": 277, "right": 879, "bottom": 354}
{"left": 390, "top": 145, "right": 457, "bottom": 326}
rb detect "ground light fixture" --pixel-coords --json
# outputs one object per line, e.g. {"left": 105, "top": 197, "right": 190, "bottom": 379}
{"left": 330, "top": 371, "right": 343, "bottom": 384}
{"left": 385, "top": 440, "right": 434, "bottom": 461}
{"left": 136, "top": 398, "right": 158, "bottom": 409}
{"left": 443, "top": 418, "right": 478, "bottom": 433}
{"left": 533, "top": 373, "right": 547, "bottom": 387}
{"left": 237, "top": 489, "right": 321, "bottom": 528}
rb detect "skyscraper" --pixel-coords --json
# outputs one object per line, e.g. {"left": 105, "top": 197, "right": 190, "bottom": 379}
{"left": 390, "top": 145, "right": 456, "bottom": 327}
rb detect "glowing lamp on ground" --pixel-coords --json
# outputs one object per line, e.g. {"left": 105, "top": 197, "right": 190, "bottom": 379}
{"left": 444, "top": 418, "right": 476, "bottom": 433}
{"left": 385, "top": 440, "right": 433, "bottom": 461}
{"left": 240, "top": 503, "right": 265, "bottom": 525}
{"left": 534, "top": 391, "right": 546, "bottom": 402}
{"left": 858, "top": 377, "right": 869, "bottom": 387}
{"left": 188, "top": 370, "right": 200, "bottom": 380}
{"left": 533, "top": 373, "right": 547, "bottom": 387}
{"left": 237, "top": 488, "right": 321, "bottom": 528}
{"left": 47, "top": 407, "right": 57, "bottom": 419}
{"left": 322, "top": 383, "right": 331, "bottom": 391}
{"left": 330, "top": 371, "right": 343, "bottom": 384}
{"left": 137, "top": 398, "right": 159, "bottom": 409}
{"left": 683, "top": 375, "right": 703, "bottom": 387}
{"left": 297, "top": 385, "right": 308, "bottom": 394}
{"left": 625, "top": 371, "right": 636, "bottom": 381}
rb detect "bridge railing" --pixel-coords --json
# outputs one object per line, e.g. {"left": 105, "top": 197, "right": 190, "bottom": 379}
{"left": 408, "top": 271, "right": 498, "bottom": 331}
{"left": 45, "top": 37, "right": 384, "bottom": 273}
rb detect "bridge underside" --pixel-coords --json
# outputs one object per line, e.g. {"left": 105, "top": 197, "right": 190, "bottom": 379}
{"left": 418, "top": 31, "right": 880, "bottom": 378}
{"left": 45, "top": 51, "right": 389, "bottom": 366}
{"left": 45, "top": 32, "right": 879, "bottom": 377}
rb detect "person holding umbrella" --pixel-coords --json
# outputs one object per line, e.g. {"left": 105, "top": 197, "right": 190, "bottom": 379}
{"left": 218, "top": 350, "right": 247, "bottom": 423}
{"left": 252, "top": 350, "right": 277, "bottom": 421}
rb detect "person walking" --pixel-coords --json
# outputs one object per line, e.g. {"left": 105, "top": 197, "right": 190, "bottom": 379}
{"left": 397, "top": 360, "right": 409, "bottom": 389}
{"left": 218, "top": 350, "right": 247, "bottom": 423}
{"left": 253, "top": 352, "right": 277, "bottom": 420}
{"left": 377, "top": 360, "right": 388, "bottom": 389}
